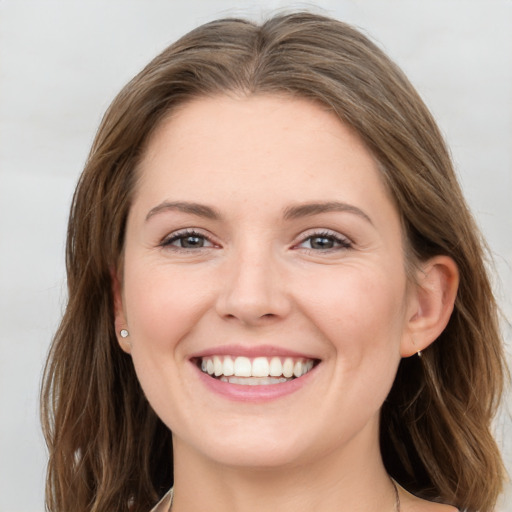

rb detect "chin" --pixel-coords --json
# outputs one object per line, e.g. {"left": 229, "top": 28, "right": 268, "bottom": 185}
{"left": 177, "top": 425, "right": 312, "bottom": 470}
{"left": 207, "top": 444, "right": 307, "bottom": 470}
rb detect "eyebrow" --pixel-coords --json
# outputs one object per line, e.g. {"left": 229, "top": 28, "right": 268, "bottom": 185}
{"left": 283, "top": 201, "right": 373, "bottom": 224}
{"left": 145, "top": 200, "right": 372, "bottom": 225}
{"left": 145, "top": 201, "right": 221, "bottom": 221}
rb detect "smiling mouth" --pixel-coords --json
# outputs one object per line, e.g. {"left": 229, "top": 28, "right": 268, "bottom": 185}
{"left": 196, "top": 356, "right": 317, "bottom": 385}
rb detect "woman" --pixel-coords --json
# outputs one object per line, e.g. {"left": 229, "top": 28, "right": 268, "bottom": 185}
{"left": 41, "top": 12, "right": 507, "bottom": 512}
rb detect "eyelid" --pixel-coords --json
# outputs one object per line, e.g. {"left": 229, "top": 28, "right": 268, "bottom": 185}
{"left": 158, "top": 227, "right": 352, "bottom": 252}
{"left": 159, "top": 228, "right": 219, "bottom": 249}
{"left": 293, "top": 229, "right": 353, "bottom": 250}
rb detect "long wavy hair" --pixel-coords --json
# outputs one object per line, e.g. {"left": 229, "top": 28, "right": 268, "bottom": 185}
{"left": 41, "top": 12, "right": 507, "bottom": 512}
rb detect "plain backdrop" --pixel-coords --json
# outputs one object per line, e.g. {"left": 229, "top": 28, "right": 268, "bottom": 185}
{"left": 0, "top": 1, "right": 511, "bottom": 511}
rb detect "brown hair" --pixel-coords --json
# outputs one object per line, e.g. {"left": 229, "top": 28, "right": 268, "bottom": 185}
{"left": 41, "top": 12, "right": 507, "bottom": 512}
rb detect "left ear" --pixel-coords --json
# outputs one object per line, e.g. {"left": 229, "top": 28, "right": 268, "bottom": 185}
{"left": 401, "top": 255, "right": 459, "bottom": 357}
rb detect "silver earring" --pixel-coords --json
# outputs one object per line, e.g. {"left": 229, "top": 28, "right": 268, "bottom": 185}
{"left": 417, "top": 350, "right": 422, "bottom": 358}
{"left": 120, "top": 329, "right": 129, "bottom": 338}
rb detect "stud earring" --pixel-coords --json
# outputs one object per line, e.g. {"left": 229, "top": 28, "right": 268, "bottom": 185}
{"left": 417, "top": 350, "right": 422, "bottom": 358}
{"left": 120, "top": 329, "right": 129, "bottom": 338}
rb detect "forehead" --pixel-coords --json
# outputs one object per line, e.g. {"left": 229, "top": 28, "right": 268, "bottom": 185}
{"left": 133, "top": 94, "right": 398, "bottom": 225}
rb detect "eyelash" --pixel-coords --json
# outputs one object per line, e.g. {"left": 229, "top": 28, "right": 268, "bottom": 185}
{"left": 160, "top": 229, "right": 352, "bottom": 253}
{"left": 160, "top": 229, "right": 216, "bottom": 251}
{"left": 295, "top": 230, "right": 352, "bottom": 252}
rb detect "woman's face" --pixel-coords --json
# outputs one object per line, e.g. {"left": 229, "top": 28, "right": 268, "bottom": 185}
{"left": 116, "top": 95, "right": 419, "bottom": 469}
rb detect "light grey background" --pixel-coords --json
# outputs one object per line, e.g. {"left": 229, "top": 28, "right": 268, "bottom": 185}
{"left": 1, "top": 1, "right": 510, "bottom": 511}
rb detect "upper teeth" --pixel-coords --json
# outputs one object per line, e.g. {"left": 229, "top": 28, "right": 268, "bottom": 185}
{"left": 200, "top": 356, "right": 314, "bottom": 379}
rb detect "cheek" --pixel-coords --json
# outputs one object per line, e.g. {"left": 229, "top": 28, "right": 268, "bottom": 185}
{"left": 123, "top": 261, "right": 211, "bottom": 356}
{"left": 297, "top": 264, "right": 408, "bottom": 358}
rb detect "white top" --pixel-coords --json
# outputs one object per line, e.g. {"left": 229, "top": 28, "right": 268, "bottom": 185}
{"left": 149, "top": 488, "right": 173, "bottom": 512}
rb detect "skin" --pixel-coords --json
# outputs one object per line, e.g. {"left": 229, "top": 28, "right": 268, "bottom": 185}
{"left": 114, "top": 95, "right": 458, "bottom": 512}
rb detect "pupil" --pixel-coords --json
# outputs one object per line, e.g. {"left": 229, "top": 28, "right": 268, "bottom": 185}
{"left": 182, "top": 236, "right": 203, "bottom": 248}
{"left": 311, "top": 236, "right": 333, "bottom": 249}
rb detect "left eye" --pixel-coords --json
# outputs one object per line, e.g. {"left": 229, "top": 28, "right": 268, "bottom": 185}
{"left": 298, "top": 233, "right": 351, "bottom": 250}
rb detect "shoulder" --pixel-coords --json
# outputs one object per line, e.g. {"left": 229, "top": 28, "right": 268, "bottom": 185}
{"left": 406, "top": 502, "right": 459, "bottom": 512}
{"left": 405, "top": 499, "right": 459, "bottom": 512}
{"left": 398, "top": 485, "right": 459, "bottom": 512}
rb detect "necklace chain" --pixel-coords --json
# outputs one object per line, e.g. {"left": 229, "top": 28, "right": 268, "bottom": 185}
{"left": 167, "top": 479, "right": 400, "bottom": 511}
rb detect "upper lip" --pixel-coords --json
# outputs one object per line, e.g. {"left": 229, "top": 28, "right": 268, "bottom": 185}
{"left": 189, "top": 344, "right": 319, "bottom": 360}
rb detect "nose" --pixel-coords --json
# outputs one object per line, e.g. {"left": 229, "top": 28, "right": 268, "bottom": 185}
{"left": 215, "top": 245, "right": 291, "bottom": 326}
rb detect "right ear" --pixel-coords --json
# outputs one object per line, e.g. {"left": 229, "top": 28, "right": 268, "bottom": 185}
{"left": 111, "top": 267, "right": 131, "bottom": 354}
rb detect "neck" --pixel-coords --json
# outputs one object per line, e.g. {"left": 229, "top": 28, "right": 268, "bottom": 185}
{"left": 170, "top": 424, "right": 398, "bottom": 512}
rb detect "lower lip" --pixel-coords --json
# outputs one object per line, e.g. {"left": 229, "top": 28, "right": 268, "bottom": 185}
{"left": 193, "top": 363, "right": 317, "bottom": 402}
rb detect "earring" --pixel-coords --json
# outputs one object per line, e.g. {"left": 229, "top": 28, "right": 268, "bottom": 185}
{"left": 417, "top": 350, "right": 422, "bottom": 358}
{"left": 120, "top": 329, "right": 129, "bottom": 338}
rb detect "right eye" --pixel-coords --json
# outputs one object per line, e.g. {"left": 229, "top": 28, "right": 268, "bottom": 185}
{"left": 160, "top": 230, "right": 214, "bottom": 250}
